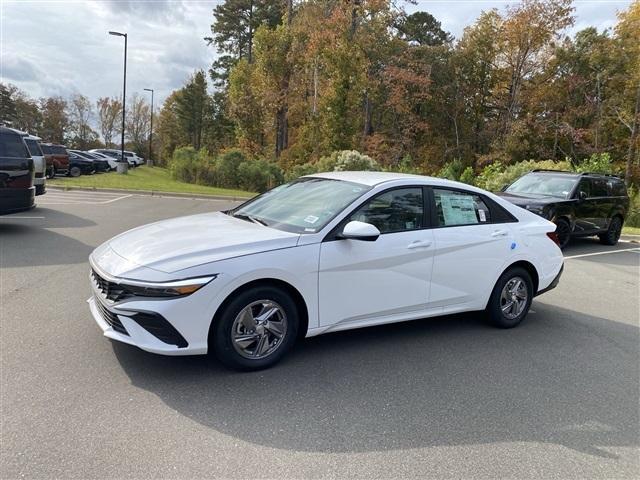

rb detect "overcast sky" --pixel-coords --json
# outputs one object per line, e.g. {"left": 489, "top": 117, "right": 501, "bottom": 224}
{"left": 1, "top": 0, "right": 632, "bottom": 107}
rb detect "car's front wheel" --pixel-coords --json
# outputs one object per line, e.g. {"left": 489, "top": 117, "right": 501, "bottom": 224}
{"left": 69, "top": 166, "right": 81, "bottom": 177}
{"left": 599, "top": 216, "right": 623, "bottom": 246}
{"left": 555, "top": 218, "right": 571, "bottom": 249}
{"left": 486, "top": 267, "right": 534, "bottom": 328}
{"left": 211, "top": 286, "right": 299, "bottom": 371}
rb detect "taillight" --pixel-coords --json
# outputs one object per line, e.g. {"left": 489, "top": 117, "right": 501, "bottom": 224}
{"left": 547, "top": 231, "right": 560, "bottom": 246}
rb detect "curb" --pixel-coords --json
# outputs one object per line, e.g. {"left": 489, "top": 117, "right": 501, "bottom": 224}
{"left": 47, "top": 185, "right": 252, "bottom": 202}
{"left": 621, "top": 234, "right": 640, "bottom": 243}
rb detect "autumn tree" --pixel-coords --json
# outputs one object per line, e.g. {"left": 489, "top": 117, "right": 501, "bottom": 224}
{"left": 39, "top": 96, "right": 69, "bottom": 144}
{"left": 0, "top": 83, "right": 42, "bottom": 133}
{"left": 125, "top": 94, "right": 151, "bottom": 155}
{"left": 96, "top": 96, "right": 122, "bottom": 147}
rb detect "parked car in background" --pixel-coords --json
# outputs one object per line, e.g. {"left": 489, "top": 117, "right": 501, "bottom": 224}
{"left": 90, "top": 148, "right": 135, "bottom": 168}
{"left": 68, "top": 150, "right": 109, "bottom": 173}
{"left": 497, "top": 170, "right": 629, "bottom": 248}
{"left": 21, "top": 133, "right": 46, "bottom": 195}
{"left": 124, "top": 150, "right": 144, "bottom": 166}
{"left": 67, "top": 151, "right": 95, "bottom": 177}
{"left": 86, "top": 151, "right": 118, "bottom": 170}
{"left": 0, "top": 126, "right": 35, "bottom": 215}
{"left": 88, "top": 172, "right": 564, "bottom": 371}
{"left": 41, "top": 143, "right": 70, "bottom": 177}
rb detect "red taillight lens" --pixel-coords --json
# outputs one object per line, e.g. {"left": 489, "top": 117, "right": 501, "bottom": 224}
{"left": 547, "top": 231, "right": 560, "bottom": 246}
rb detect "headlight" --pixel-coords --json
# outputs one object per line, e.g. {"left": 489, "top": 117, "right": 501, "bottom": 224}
{"left": 121, "top": 276, "right": 217, "bottom": 297}
{"left": 525, "top": 204, "right": 546, "bottom": 216}
{"left": 91, "top": 267, "right": 217, "bottom": 301}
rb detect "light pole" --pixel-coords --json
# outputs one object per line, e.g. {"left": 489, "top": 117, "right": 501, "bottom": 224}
{"left": 109, "top": 30, "right": 128, "bottom": 174}
{"left": 143, "top": 88, "right": 154, "bottom": 167}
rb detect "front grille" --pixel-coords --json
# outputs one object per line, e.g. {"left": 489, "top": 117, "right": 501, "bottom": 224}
{"left": 95, "top": 298, "right": 129, "bottom": 335}
{"left": 91, "top": 269, "right": 135, "bottom": 303}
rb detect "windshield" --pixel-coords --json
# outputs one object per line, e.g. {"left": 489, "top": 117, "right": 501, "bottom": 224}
{"left": 506, "top": 174, "right": 578, "bottom": 199}
{"left": 231, "top": 177, "right": 370, "bottom": 234}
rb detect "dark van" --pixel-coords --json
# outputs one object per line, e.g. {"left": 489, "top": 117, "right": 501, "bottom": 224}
{"left": 0, "top": 127, "right": 35, "bottom": 215}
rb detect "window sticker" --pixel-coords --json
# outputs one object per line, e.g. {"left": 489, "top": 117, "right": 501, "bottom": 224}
{"left": 478, "top": 209, "right": 486, "bottom": 222}
{"left": 304, "top": 215, "right": 319, "bottom": 224}
{"left": 440, "top": 194, "right": 477, "bottom": 225}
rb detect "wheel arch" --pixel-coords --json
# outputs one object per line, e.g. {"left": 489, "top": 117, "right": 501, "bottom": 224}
{"left": 497, "top": 260, "right": 540, "bottom": 296}
{"left": 207, "top": 278, "right": 310, "bottom": 347}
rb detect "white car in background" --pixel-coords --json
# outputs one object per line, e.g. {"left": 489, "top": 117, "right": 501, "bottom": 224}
{"left": 86, "top": 151, "right": 118, "bottom": 170}
{"left": 124, "top": 150, "right": 144, "bottom": 166}
{"left": 21, "top": 133, "right": 46, "bottom": 196}
{"left": 88, "top": 172, "right": 564, "bottom": 371}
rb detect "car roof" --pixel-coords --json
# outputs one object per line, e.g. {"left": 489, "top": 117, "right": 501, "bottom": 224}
{"left": 306, "top": 171, "right": 471, "bottom": 189}
{"left": 0, "top": 126, "right": 24, "bottom": 137}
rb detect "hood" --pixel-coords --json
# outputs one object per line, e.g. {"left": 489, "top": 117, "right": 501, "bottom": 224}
{"left": 101, "top": 211, "right": 299, "bottom": 274}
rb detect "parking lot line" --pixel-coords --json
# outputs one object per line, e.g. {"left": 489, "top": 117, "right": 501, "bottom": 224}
{"left": 564, "top": 247, "right": 640, "bottom": 260}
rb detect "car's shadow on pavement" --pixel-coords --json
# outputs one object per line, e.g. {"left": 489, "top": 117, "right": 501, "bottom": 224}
{"left": 0, "top": 210, "right": 95, "bottom": 268}
{"left": 112, "top": 303, "right": 639, "bottom": 457}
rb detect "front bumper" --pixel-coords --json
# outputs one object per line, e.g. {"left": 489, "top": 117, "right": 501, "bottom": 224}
{"left": 88, "top": 295, "right": 200, "bottom": 355}
{"left": 0, "top": 187, "right": 36, "bottom": 215}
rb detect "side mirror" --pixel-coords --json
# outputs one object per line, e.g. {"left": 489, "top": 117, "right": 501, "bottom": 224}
{"left": 578, "top": 191, "right": 588, "bottom": 201}
{"left": 339, "top": 221, "right": 380, "bottom": 242}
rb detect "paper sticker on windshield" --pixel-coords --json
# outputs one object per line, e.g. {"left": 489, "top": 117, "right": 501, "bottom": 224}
{"left": 479, "top": 210, "right": 486, "bottom": 222}
{"left": 304, "top": 215, "right": 319, "bottom": 224}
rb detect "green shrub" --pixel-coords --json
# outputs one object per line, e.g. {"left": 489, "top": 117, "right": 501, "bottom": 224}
{"left": 459, "top": 166, "right": 475, "bottom": 186}
{"left": 215, "top": 149, "right": 247, "bottom": 188}
{"left": 626, "top": 186, "right": 640, "bottom": 228}
{"left": 237, "top": 159, "right": 284, "bottom": 192}
{"left": 575, "top": 153, "right": 614, "bottom": 175}
{"left": 333, "top": 150, "right": 380, "bottom": 171}
{"left": 170, "top": 147, "right": 214, "bottom": 185}
{"left": 437, "top": 158, "right": 466, "bottom": 181}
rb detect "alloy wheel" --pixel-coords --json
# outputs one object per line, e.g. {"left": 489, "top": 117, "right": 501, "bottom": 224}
{"left": 231, "top": 300, "right": 288, "bottom": 360}
{"left": 500, "top": 276, "right": 528, "bottom": 320}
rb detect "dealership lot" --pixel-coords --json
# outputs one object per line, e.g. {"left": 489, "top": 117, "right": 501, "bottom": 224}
{"left": 1, "top": 191, "right": 638, "bottom": 479}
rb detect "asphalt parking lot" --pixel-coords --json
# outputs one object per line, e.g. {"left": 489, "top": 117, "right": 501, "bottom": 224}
{"left": 1, "top": 189, "right": 638, "bottom": 479}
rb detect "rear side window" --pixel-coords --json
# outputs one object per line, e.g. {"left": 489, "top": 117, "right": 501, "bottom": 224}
{"left": 608, "top": 180, "right": 627, "bottom": 196}
{"left": 590, "top": 179, "right": 608, "bottom": 197}
{"left": 24, "top": 139, "right": 44, "bottom": 157}
{"left": 0, "top": 133, "right": 29, "bottom": 159}
{"left": 434, "top": 189, "right": 491, "bottom": 227}
{"left": 41, "top": 144, "right": 52, "bottom": 154}
{"left": 53, "top": 146, "right": 68, "bottom": 155}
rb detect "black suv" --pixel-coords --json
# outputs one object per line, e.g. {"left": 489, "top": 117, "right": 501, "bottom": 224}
{"left": 0, "top": 126, "right": 35, "bottom": 215}
{"left": 497, "top": 170, "right": 629, "bottom": 248}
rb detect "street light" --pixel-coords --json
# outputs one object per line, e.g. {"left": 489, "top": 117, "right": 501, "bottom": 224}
{"left": 109, "top": 30, "right": 128, "bottom": 174}
{"left": 143, "top": 88, "right": 154, "bottom": 167}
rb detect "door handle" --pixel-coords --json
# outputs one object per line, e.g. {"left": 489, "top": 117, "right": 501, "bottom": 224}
{"left": 407, "top": 240, "right": 432, "bottom": 249}
{"left": 491, "top": 229, "right": 509, "bottom": 238}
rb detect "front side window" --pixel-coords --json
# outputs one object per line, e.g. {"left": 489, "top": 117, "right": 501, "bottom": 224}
{"left": 434, "top": 189, "right": 491, "bottom": 227}
{"left": 349, "top": 188, "right": 424, "bottom": 234}
{"left": 231, "top": 177, "right": 371, "bottom": 234}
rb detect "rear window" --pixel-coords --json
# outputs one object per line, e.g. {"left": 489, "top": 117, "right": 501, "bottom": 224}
{"left": 0, "top": 133, "right": 29, "bottom": 159}
{"left": 24, "top": 139, "right": 44, "bottom": 157}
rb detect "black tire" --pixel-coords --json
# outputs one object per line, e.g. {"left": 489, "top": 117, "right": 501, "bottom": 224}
{"left": 555, "top": 218, "right": 571, "bottom": 249}
{"left": 211, "top": 286, "right": 299, "bottom": 371}
{"left": 599, "top": 216, "right": 623, "bottom": 246}
{"left": 46, "top": 166, "right": 55, "bottom": 179}
{"left": 486, "top": 267, "right": 534, "bottom": 329}
{"left": 69, "top": 166, "right": 82, "bottom": 177}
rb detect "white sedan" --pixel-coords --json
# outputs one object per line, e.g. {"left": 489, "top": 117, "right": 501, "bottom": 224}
{"left": 88, "top": 172, "right": 564, "bottom": 370}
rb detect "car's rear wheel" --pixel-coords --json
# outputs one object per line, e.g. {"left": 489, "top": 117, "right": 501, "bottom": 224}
{"left": 211, "top": 286, "right": 299, "bottom": 371}
{"left": 599, "top": 216, "right": 622, "bottom": 246}
{"left": 69, "top": 166, "right": 81, "bottom": 177}
{"left": 555, "top": 218, "right": 571, "bottom": 249}
{"left": 486, "top": 267, "right": 534, "bottom": 328}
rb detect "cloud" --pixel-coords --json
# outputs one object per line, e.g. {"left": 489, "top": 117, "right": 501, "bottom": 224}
{"left": 1, "top": 55, "right": 42, "bottom": 82}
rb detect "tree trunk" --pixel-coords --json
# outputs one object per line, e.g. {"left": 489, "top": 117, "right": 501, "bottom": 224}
{"left": 625, "top": 84, "right": 640, "bottom": 187}
{"left": 247, "top": 0, "right": 253, "bottom": 63}
{"left": 363, "top": 90, "right": 373, "bottom": 136}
